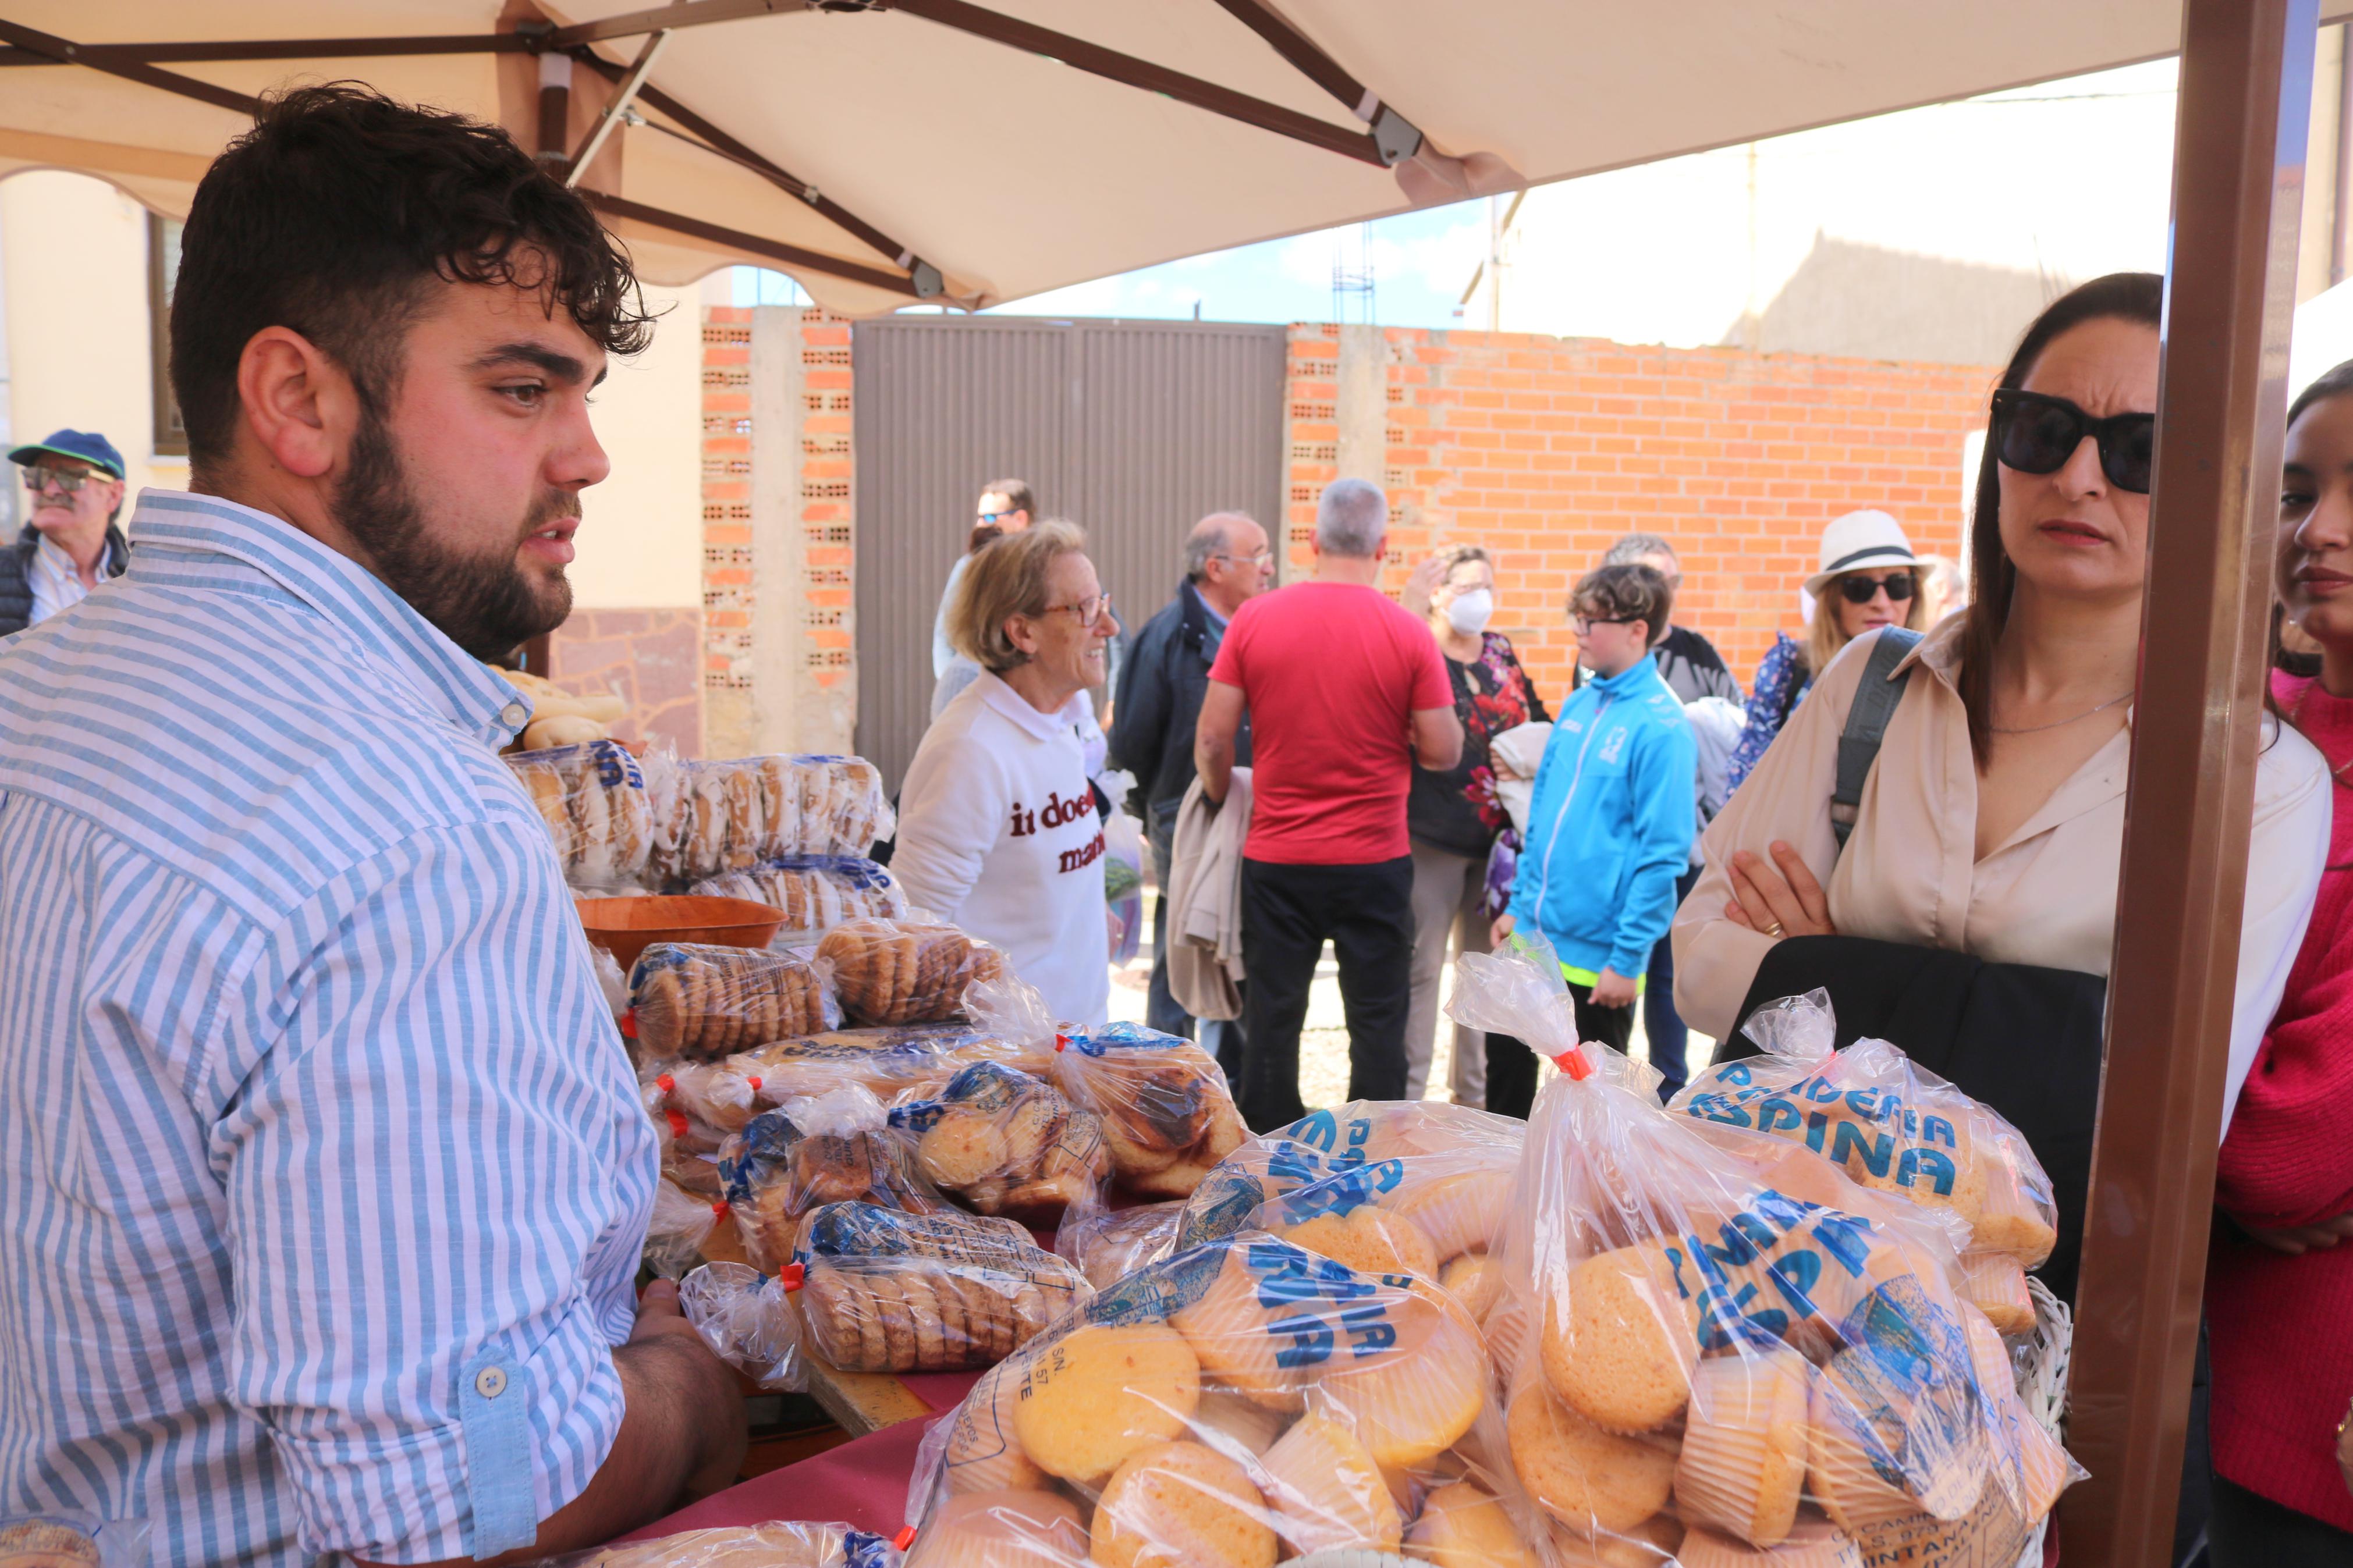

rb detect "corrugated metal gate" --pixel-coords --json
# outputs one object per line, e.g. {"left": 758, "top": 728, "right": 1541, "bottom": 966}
{"left": 852, "top": 315, "right": 1287, "bottom": 790}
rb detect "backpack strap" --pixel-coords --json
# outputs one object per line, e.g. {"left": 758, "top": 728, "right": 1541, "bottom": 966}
{"left": 1829, "top": 628, "right": 1924, "bottom": 849}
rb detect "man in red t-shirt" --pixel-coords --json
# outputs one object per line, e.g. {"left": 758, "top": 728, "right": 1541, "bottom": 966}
{"left": 1195, "top": 479, "right": 1463, "bottom": 1129}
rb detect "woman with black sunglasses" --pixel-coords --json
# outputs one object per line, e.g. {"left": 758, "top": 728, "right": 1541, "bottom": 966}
{"left": 1723, "top": 509, "right": 1926, "bottom": 794}
{"left": 1669, "top": 272, "right": 2330, "bottom": 1314}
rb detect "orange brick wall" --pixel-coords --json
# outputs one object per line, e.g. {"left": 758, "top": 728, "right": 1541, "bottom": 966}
{"left": 700, "top": 308, "right": 857, "bottom": 746}
{"left": 1283, "top": 326, "right": 1997, "bottom": 701}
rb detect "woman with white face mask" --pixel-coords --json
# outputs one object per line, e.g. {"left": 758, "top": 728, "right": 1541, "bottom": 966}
{"left": 1397, "top": 545, "right": 1550, "bottom": 1110}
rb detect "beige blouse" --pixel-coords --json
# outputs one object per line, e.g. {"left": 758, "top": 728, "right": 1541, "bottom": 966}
{"left": 1671, "top": 616, "right": 2330, "bottom": 1128}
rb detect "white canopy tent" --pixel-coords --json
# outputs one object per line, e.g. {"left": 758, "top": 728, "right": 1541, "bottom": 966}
{"left": 0, "top": 0, "right": 2330, "bottom": 315}
{"left": 1, "top": 6, "right": 2341, "bottom": 1563}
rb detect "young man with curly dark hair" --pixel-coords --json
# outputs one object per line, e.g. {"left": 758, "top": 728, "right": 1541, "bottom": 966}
{"left": 0, "top": 85, "right": 744, "bottom": 1564}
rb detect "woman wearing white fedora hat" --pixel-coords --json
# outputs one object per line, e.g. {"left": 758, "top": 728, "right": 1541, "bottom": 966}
{"left": 1723, "top": 509, "right": 1925, "bottom": 793}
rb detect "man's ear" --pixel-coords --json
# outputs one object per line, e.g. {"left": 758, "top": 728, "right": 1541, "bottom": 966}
{"left": 235, "top": 325, "right": 359, "bottom": 482}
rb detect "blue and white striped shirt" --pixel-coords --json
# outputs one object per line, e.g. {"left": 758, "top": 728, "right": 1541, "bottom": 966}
{"left": 0, "top": 491, "right": 658, "bottom": 1564}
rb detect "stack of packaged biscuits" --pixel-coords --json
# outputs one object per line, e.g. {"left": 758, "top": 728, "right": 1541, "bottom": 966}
{"left": 887, "top": 1062, "right": 1112, "bottom": 1221}
{"left": 506, "top": 739, "right": 659, "bottom": 888}
{"left": 1168, "top": 1099, "right": 1526, "bottom": 1333}
{"left": 1056, "top": 1200, "right": 1187, "bottom": 1291}
{"left": 1443, "top": 937, "right": 2081, "bottom": 1568}
{"left": 897, "top": 1229, "right": 1525, "bottom": 1568}
{"left": 1670, "top": 990, "right": 2062, "bottom": 1335}
{"left": 537, "top": 1517, "right": 901, "bottom": 1567}
{"left": 655, "top": 755, "right": 893, "bottom": 884}
{"left": 687, "top": 854, "right": 907, "bottom": 944}
{"left": 718, "top": 1086, "right": 945, "bottom": 1272}
{"left": 819, "top": 919, "right": 1005, "bottom": 1026}
{"left": 629, "top": 943, "right": 840, "bottom": 1060}
{"left": 653, "top": 1023, "right": 1054, "bottom": 1133}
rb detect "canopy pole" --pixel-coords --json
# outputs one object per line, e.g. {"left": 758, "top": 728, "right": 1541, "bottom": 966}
{"left": 2064, "top": 1, "right": 2315, "bottom": 1562}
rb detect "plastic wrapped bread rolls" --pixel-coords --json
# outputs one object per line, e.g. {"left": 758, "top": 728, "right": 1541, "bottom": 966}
{"left": 889, "top": 1061, "right": 1110, "bottom": 1219}
{"left": 793, "top": 1201, "right": 1088, "bottom": 1374}
{"left": 903, "top": 1231, "right": 1523, "bottom": 1568}
{"left": 1672, "top": 990, "right": 2060, "bottom": 1271}
{"left": 1443, "top": 936, "right": 2058, "bottom": 1564}
{"left": 819, "top": 918, "right": 1006, "bottom": 1026}
{"left": 506, "top": 738, "right": 657, "bottom": 887}
{"left": 630, "top": 943, "right": 839, "bottom": 1061}
{"left": 718, "top": 1087, "right": 942, "bottom": 1271}
{"left": 688, "top": 854, "right": 906, "bottom": 943}
{"left": 1046, "top": 1023, "right": 1247, "bottom": 1199}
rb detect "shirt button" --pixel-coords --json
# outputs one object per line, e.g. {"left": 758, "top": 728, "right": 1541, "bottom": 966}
{"left": 474, "top": 1366, "right": 509, "bottom": 1399}
{"left": 500, "top": 702, "right": 528, "bottom": 730}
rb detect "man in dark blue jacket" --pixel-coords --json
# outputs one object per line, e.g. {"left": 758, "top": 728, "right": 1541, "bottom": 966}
{"left": 1109, "top": 511, "right": 1270, "bottom": 1043}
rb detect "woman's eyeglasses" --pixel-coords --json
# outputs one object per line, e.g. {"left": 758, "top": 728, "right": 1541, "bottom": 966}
{"left": 1991, "top": 388, "right": 2156, "bottom": 495}
{"left": 1038, "top": 592, "right": 1115, "bottom": 626}
{"left": 1835, "top": 571, "right": 1915, "bottom": 606}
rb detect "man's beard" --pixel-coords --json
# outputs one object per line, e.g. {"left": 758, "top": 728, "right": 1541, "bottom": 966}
{"left": 335, "top": 410, "right": 575, "bottom": 663}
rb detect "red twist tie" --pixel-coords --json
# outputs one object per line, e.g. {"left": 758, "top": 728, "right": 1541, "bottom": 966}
{"left": 778, "top": 1261, "right": 806, "bottom": 1292}
{"left": 1551, "top": 1046, "right": 1593, "bottom": 1081}
{"left": 620, "top": 1010, "right": 638, "bottom": 1040}
{"left": 663, "top": 1108, "right": 688, "bottom": 1139}
{"left": 655, "top": 1072, "right": 675, "bottom": 1094}
{"left": 711, "top": 1199, "right": 730, "bottom": 1222}
{"left": 1053, "top": 1033, "right": 1068, "bottom": 1053}
{"left": 893, "top": 1527, "right": 917, "bottom": 1551}
{"left": 747, "top": 1076, "right": 762, "bottom": 1093}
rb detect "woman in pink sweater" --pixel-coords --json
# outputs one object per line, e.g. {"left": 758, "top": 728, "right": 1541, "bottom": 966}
{"left": 2205, "top": 362, "right": 2353, "bottom": 1564}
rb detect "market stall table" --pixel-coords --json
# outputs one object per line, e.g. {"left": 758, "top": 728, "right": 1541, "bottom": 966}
{"left": 623, "top": 1371, "right": 982, "bottom": 1541}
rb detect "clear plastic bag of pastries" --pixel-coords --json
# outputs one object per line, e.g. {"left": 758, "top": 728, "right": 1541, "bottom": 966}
{"left": 1444, "top": 936, "right": 2078, "bottom": 1568}
{"left": 653, "top": 755, "right": 896, "bottom": 883}
{"left": 787, "top": 1200, "right": 1091, "bottom": 1375}
{"left": 652, "top": 1024, "right": 1056, "bottom": 1136}
{"left": 717, "top": 1086, "right": 947, "bottom": 1272}
{"left": 642, "top": 1176, "right": 746, "bottom": 1278}
{"left": 886, "top": 1061, "right": 1112, "bottom": 1221}
{"left": 629, "top": 942, "right": 842, "bottom": 1061}
{"left": 1668, "top": 987, "right": 2062, "bottom": 1330}
{"left": 966, "top": 973, "right": 1248, "bottom": 1200}
{"left": 897, "top": 1228, "right": 1531, "bottom": 1568}
{"left": 686, "top": 854, "right": 907, "bottom": 944}
{"left": 1167, "top": 1100, "right": 1527, "bottom": 1332}
{"left": 818, "top": 918, "right": 1007, "bottom": 1026}
{"left": 535, "top": 1514, "right": 903, "bottom": 1567}
{"left": 503, "top": 738, "right": 657, "bottom": 888}
{"left": 1055, "top": 1198, "right": 1186, "bottom": 1291}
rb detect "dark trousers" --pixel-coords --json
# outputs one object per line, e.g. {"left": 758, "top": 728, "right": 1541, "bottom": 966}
{"left": 1237, "top": 855, "right": 1414, "bottom": 1131}
{"left": 1641, "top": 864, "right": 1702, "bottom": 1100}
{"left": 2208, "top": 1477, "right": 2353, "bottom": 1567}
{"left": 1484, "top": 977, "right": 1634, "bottom": 1119}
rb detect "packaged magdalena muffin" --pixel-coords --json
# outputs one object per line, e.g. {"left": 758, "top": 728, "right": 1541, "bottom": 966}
{"left": 1445, "top": 936, "right": 2075, "bottom": 1565}
{"left": 900, "top": 1230, "right": 1535, "bottom": 1568}
{"left": 1167, "top": 1099, "right": 1525, "bottom": 1329}
{"left": 1670, "top": 990, "right": 2061, "bottom": 1282}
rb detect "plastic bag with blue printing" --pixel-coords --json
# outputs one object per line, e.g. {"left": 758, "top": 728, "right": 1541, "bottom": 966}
{"left": 530, "top": 1517, "right": 900, "bottom": 1567}
{"left": 1444, "top": 933, "right": 2081, "bottom": 1567}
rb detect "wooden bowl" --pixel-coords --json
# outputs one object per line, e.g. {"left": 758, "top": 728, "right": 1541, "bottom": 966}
{"left": 576, "top": 894, "right": 785, "bottom": 975}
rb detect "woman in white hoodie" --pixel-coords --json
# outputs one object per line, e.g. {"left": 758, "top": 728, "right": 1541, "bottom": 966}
{"left": 894, "top": 520, "right": 1116, "bottom": 1026}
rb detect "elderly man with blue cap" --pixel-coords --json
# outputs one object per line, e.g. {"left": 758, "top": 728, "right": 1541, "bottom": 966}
{"left": 5, "top": 428, "right": 128, "bottom": 635}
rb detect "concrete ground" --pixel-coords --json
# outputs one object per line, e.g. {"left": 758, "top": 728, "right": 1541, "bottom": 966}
{"left": 1109, "top": 917, "right": 1711, "bottom": 1110}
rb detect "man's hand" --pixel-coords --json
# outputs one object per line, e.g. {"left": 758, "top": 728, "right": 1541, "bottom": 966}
{"left": 1490, "top": 913, "right": 1515, "bottom": 950}
{"left": 1194, "top": 680, "right": 1246, "bottom": 806}
{"left": 627, "top": 1279, "right": 747, "bottom": 1501}
{"left": 1588, "top": 967, "right": 1638, "bottom": 1009}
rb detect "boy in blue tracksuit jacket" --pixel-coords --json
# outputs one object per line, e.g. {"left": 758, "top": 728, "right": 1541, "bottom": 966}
{"left": 1500, "top": 563, "right": 1697, "bottom": 1060}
